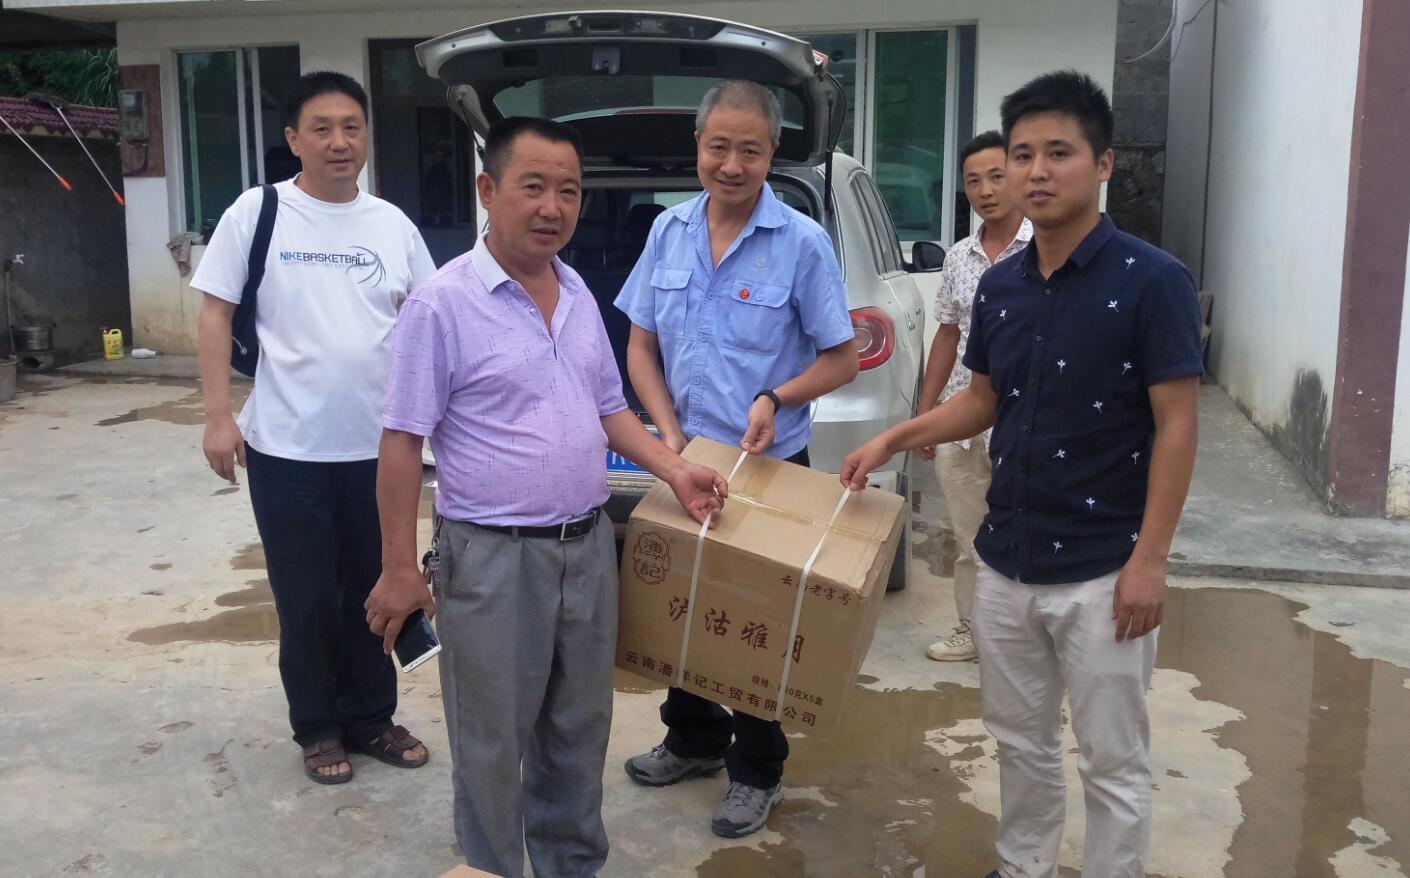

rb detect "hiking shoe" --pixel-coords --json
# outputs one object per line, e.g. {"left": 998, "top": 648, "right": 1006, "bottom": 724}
{"left": 927, "top": 621, "right": 977, "bottom": 662}
{"left": 710, "top": 781, "right": 783, "bottom": 838}
{"left": 623, "top": 744, "right": 725, "bottom": 787}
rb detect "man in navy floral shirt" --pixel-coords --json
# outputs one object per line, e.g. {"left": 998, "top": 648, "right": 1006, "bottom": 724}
{"left": 842, "top": 70, "right": 1202, "bottom": 878}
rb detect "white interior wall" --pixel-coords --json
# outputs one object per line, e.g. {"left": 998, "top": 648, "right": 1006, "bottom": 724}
{"left": 1192, "top": 0, "right": 1361, "bottom": 448}
{"left": 112, "top": 0, "right": 1117, "bottom": 354}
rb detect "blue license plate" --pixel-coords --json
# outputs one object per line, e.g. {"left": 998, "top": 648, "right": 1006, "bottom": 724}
{"left": 607, "top": 449, "right": 649, "bottom": 474}
{"left": 606, "top": 425, "right": 658, "bottom": 474}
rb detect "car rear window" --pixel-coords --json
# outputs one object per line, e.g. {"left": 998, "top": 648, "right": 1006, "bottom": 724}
{"left": 494, "top": 75, "right": 806, "bottom": 130}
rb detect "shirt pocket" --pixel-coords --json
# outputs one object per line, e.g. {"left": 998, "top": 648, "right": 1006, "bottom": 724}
{"left": 650, "top": 266, "right": 692, "bottom": 338}
{"left": 717, "top": 279, "right": 791, "bottom": 353}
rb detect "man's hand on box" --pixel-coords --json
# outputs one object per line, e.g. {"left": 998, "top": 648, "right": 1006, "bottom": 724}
{"left": 669, "top": 462, "right": 729, "bottom": 528}
{"left": 741, "top": 395, "right": 777, "bottom": 455}
{"left": 840, "top": 435, "right": 892, "bottom": 491}
{"left": 365, "top": 563, "right": 436, "bottom": 655}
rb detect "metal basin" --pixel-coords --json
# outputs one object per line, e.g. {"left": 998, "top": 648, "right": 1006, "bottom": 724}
{"left": 13, "top": 325, "right": 52, "bottom": 352}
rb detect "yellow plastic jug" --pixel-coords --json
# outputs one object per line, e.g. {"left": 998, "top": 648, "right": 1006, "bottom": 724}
{"left": 102, "top": 327, "right": 124, "bottom": 360}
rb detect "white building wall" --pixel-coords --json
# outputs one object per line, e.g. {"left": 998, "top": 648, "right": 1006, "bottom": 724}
{"left": 1159, "top": 0, "right": 1215, "bottom": 282}
{"left": 1168, "top": 0, "right": 1361, "bottom": 481}
{"left": 1389, "top": 236, "right": 1410, "bottom": 517}
{"left": 107, "top": 0, "right": 1117, "bottom": 353}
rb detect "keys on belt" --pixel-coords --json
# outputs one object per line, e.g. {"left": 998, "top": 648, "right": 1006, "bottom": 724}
{"left": 471, "top": 508, "right": 602, "bottom": 541}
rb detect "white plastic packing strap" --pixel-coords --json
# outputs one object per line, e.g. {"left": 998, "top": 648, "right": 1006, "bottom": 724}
{"left": 675, "top": 449, "right": 751, "bottom": 688}
{"left": 774, "top": 486, "right": 851, "bottom": 722}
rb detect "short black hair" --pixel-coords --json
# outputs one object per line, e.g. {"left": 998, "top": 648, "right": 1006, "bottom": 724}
{"left": 1000, "top": 70, "right": 1114, "bottom": 158}
{"left": 282, "top": 71, "right": 369, "bottom": 130}
{"left": 482, "top": 117, "right": 585, "bottom": 182}
{"left": 959, "top": 130, "right": 1006, "bottom": 170}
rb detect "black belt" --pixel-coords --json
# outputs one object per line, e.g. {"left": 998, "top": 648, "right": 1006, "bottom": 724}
{"left": 471, "top": 508, "right": 601, "bottom": 541}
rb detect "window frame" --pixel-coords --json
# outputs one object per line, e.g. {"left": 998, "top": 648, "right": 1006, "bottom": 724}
{"left": 171, "top": 43, "right": 300, "bottom": 236}
{"left": 852, "top": 170, "right": 905, "bottom": 276}
{"left": 795, "top": 25, "right": 964, "bottom": 246}
{"left": 849, "top": 171, "right": 888, "bottom": 277}
{"left": 863, "top": 26, "right": 960, "bottom": 246}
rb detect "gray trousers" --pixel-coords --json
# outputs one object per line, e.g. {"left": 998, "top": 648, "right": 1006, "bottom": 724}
{"left": 434, "top": 517, "right": 618, "bottom": 878}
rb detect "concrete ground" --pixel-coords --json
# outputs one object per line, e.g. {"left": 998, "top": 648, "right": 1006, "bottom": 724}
{"left": 2, "top": 372, "right": 1408, "bottom": 878}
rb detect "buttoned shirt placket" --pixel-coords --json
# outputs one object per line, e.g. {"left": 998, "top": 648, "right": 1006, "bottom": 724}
{"left": 683, "top": 209, "right": 757, "bottom": 440}
{"left": 1009, "top": 263, "right": 1064, "bottom": 583}
{"left": 504, "top": 279, "right": 572, "bottom": 363}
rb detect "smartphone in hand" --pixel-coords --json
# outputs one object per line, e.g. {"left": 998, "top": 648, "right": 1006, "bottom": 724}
{"left": 393, "top": 609, "right": 441, "bottom": 672}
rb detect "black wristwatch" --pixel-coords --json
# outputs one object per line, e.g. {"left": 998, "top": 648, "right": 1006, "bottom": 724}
{"left": 755, "top": 389, "right": 782, "bottom": 413}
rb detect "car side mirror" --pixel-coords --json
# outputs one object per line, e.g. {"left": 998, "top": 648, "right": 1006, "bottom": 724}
{"left": 909, "top": 240, "right": 945, "bottom": 272}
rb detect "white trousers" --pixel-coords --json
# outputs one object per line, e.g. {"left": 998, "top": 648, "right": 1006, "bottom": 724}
{"left": 934, "top": 436, "right": 991, "bottom": 621}
{"left": 972, "top": 563, "right": 1158, "bottom": 878}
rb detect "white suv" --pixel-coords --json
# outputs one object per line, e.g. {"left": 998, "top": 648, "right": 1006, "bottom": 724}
{"left": 419, "top": 11, "right": 943, "bottom": 588}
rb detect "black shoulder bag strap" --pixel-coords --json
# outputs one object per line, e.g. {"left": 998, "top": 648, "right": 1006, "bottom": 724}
{"left": 229, "top": 183, "right": 278, "bottom": 377}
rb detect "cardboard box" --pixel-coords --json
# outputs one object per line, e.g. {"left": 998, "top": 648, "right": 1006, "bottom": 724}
{"left": 617, "top": 437, "right": 906, "bottom": 733}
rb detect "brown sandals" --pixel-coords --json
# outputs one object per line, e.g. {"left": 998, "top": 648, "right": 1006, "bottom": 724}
{"left": 346, "top": 724, "right": 429, "bottom": 769}
{"left": 302, "top": 738, "right": 353, "bottom": 785}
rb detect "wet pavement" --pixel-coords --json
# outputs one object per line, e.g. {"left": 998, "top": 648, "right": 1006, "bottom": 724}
{"left": 1, "top": 373, "right": 1408, "bottom": 877}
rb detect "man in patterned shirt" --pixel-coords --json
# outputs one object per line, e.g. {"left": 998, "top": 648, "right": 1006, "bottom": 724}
{"left": 841, "top": 71, "right": 1202, "bottom": 878}
{"left": 918, "top": 130, "right": 1033, "bottom": 662}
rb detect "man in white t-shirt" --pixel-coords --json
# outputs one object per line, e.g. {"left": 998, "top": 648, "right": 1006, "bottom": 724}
{"left": 194, "top": 71, "right": 438, "bottom": 785}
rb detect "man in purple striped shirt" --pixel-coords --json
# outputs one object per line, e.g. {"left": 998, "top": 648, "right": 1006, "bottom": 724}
{"left": 365, "top": 118, "right": 727, "bottom": 878}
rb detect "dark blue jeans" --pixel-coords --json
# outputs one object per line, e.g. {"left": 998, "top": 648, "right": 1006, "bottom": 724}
{"left": 659, "top": 447, "right": 809, "bottom": 789}
{"left": 245, "top": 444, "right": 397, "bottom": 747}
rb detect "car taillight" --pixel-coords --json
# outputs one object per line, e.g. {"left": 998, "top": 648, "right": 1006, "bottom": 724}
{"left": 850, "top": 307, "right": 895, "bottom": 371}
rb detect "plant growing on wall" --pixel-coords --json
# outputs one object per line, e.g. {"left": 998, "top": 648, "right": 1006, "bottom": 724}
{"left": 0, "top": 49, "right": 117, "bottom": 107}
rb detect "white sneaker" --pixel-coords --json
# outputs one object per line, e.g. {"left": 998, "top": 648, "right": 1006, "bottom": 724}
{"left": 927, "top": 621, "right": 977, "bottom": 661}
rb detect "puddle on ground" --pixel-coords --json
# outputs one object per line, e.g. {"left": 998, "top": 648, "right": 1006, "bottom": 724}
{"left": 129, "top": 543, "right": 278, "bottom": 644}
{"left": 95, "top": 389, "right": 207, "bottom": 427}
{"left": 128, "top": 602, "right": 279, "bottom": 645}
{"left": 229, "top": 542, "right": 264, "bottom": 572}
{"left": 93, "top": 380, "right": 250, "bottom": 427}
{"left": 910, "top": 515, "right": 958, "bottom": 581}
{"left": 686, "top": 586, "right": 1409, "bottom": 877}
{"left": 696, "top": 683, "right": 993, "bottom": 878}
{"left": 1159, "top": 587, "right": 1410, "bottom": 877}
{"left": 125, "top": 527, "right": 426, "bottom": 646}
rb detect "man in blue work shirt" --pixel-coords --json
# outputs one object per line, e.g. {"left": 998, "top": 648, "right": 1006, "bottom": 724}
{"left": 842, "top": 71, "right": 1203, "bottom": 878}
{"left": 615, "top": 79, "right": 859, "bottom": 839}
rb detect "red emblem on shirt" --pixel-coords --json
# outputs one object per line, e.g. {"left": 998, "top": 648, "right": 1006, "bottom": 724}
{"left": 739, "top": 288, "right": 751, "bottom": 300}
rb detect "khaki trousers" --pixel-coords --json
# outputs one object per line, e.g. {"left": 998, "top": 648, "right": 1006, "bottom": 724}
{"left": 933, "top": 435, "right": 991, "bottom": 621}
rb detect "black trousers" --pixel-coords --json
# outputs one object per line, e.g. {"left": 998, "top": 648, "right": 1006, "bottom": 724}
{"left": 245, "top": 444, "right": 397, "bottom": 747}
{"left": 658, "top": 446, "right": 809, "bottom": 790}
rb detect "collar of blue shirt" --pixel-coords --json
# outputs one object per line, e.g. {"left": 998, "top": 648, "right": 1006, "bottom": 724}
{"left": 683, "top": 182, "right": 790, "bottom": 234}
{"left": 1018, "top": 214, "right": 1117, "bottom": 278}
